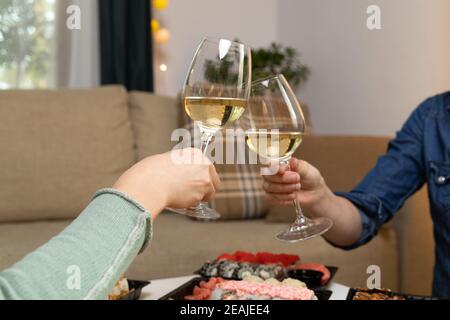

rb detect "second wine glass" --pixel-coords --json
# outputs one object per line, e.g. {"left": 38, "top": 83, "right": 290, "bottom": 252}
{"left": 240, "top": 74, "right": 333, "bottom": 241}
{"left": 172, "top": 38, "right": 252, "bottom": 220}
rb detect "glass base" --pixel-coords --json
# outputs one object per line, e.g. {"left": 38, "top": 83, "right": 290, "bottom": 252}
{"left": 167, "top": 203, "right": 221, "bottom": 220}
{"left": 276, "top": 217, "right": 333, "bottom": 243}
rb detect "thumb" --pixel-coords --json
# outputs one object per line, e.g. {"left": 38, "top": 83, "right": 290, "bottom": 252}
{"left": 289, "top": 158, "right": 310, "bottom": 179}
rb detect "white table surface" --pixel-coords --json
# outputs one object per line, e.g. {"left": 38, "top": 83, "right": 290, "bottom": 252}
{"left": 140, "top": 275, "right": 350, "bottom": 300}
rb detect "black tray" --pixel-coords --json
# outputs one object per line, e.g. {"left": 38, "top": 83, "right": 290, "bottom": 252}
{"left": 160, "top": 277, "right": 332, "bottom": 301}
{"left": 119, "top": 280, "right": 151, "bottom": 300}
{"left": 346, "top": 288, "right": 440, "bottom": 301}
{"left": 196, "top": 264, "right": 338, "bottom": 290}
{"left": 290, "top": 266, "right": 338, "bottom": 290}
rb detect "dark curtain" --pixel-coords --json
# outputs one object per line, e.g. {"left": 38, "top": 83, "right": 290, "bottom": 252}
{"left": 99, "top": 0, "right": 154, "bottom": 92}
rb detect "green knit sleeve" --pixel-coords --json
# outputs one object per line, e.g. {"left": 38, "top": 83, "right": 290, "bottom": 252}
{"left": 0, "top": 189, "right": 152, "bottom": 300}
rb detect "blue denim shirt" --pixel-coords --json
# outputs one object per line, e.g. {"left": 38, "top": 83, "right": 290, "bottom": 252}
{"left": 336, "top": 92, "right": 450, "bottom": 299}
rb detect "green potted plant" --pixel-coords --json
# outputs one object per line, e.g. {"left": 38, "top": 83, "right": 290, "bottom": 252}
{"left": 204, "top": 42, "right": 310, "bottom": 91}
{"left": 251, "top": 43, "right": 309, "bottom": 91}
{"left": 251, "top": 43, "right": 312, "bottom": 130}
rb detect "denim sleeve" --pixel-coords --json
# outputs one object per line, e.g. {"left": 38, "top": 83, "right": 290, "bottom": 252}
{"left": 331, "top": 99, "right": 430, "bottom": 250}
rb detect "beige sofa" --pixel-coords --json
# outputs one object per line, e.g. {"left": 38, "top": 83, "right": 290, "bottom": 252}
{"left": 0, "top": 86, "right": 435, "bottom": 295}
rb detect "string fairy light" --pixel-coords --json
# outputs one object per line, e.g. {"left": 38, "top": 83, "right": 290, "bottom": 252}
{"left": 152, "top": 0, "right": 170, "bottom": 72}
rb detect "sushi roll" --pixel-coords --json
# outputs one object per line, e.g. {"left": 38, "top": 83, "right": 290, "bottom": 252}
{"left": 219, "top": 260, "right": 240, "bottom": 279}
{"left": 255, "top": 264, "right": 273, "bottom": 280}
{"left": 237, "top": 262, "right": 257, "bottom": 279}
{"left": 242, "top": 274, "right": 265, "bottom": 283}
{"left": 254, "top": 264, "right": 285, "bottom": 280}
{"left": 201, "top": 259, "right": 286, "bottom": 280}
{"left": 200, "top": 261, "right": 222, "bottom": 277}
{"left": 282, "top": 278, "right": 307, "bottom": 288}
{"left": 272, "top": 264, "right": 285, "bottom": 279}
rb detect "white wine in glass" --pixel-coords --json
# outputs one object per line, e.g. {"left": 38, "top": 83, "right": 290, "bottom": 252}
{"left": 170, "top": 38, "right": 252, "bottom": 220}
{"left": 184, "top": 97, "right": 247, "bottom": 132}
{"left": 241, "top": 74, "right": 333, "bottom": 242}
{"left": 246, "top": 130, "right": 303, "bottom": 161}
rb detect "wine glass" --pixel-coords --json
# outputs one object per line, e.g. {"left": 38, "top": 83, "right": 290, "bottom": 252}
{"left": 240, "top": 74, "right": 333, "bottom": 241}
{"left": 170, "top": 38, "right": 252, "bottom": 220}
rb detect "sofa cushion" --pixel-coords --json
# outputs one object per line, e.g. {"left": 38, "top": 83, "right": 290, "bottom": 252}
{"left": 0, "top": 220, "right": 70, "bottom": 271}
{"left": 0, "top": 86, "right": 135, "bottom": 222}
{"left": 266, "top": 135, "right": 391, "bottom": 222}
{"left": 0, "top": 213, "right": 399, "bottom": 291}
{"left": 128, "top": 92, "right": 180, "bottom": 160}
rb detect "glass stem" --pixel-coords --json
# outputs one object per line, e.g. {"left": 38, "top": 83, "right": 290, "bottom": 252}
{"left": 200, "top": 131, "right": 213, "bottom": 156}
{"left": 195, "top": 131, "right": 214, "bottom": 210}
{"left": 293, "top": 198, "right": 308, "bottom": 226}
{"left": 281, "top": 159, "right": 308, "bottom": 228}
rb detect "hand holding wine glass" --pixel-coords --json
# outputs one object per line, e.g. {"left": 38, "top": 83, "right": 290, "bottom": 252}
{"left": 113, "top": 148, "right": 220, "bottom": 219}
{"left": 263, "top": 158, "right": 327, "bottom": 206}
{"left": 240, "top": 74, "right": 333, "bottom": 242}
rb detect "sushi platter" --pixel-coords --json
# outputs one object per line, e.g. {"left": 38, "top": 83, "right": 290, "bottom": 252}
{"left": 162, "top": 251, "right": 338, "bottom": 301}
{"left": 196, "top": 251, "right": 337, "bottom": 289}
{"left": 160, "top": 276, "right": 333, "bottom": 301}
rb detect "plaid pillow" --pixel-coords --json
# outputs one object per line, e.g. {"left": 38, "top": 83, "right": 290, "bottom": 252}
{"left": 211, "top": 163, "right": 268, "bottom": 220}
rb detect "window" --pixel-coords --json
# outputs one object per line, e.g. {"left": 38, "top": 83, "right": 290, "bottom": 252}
{"left": 0, "top": 0, "right": 55, "bottom": 89}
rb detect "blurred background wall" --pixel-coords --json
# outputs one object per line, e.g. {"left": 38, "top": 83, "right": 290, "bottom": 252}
{"left": 153, "top": 0, "right": 278, "bottom": 96}
{"left": 277, "top": 0, "right": 450, "bottom": 135}
{"left": 154, "top": 0, "right": 450, "bottom": 136}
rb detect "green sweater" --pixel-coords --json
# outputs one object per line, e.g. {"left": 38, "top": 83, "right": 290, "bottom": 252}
{"left": 0, "top": 189, "right": 152, "bottom": 300}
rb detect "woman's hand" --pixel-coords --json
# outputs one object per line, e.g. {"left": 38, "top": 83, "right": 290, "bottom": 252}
{"left": 262, "top": 158, "right": 329, "bottom": 212}
{"left": 113, "top": 148, "right": 220, "bottom": 219}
